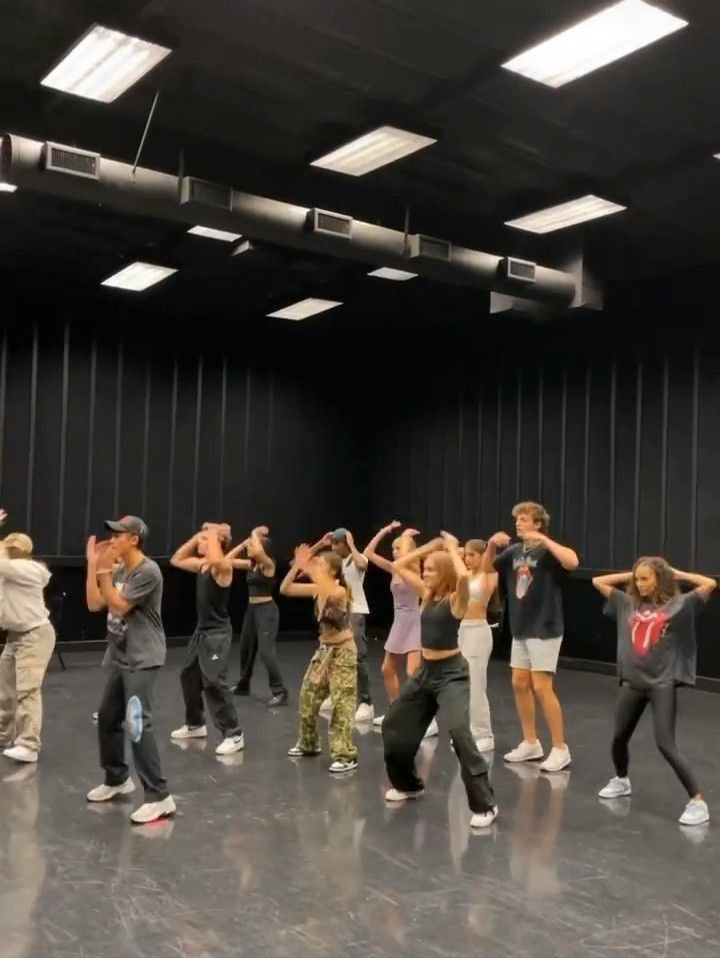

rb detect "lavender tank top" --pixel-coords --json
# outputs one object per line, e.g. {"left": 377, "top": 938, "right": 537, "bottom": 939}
{"left": 391, "top": 577, "right": 420, "bottom": 613}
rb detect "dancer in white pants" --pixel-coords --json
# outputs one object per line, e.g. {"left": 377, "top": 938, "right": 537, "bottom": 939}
{"left": 459, "top": 540, "right": 498, "bottom": 753}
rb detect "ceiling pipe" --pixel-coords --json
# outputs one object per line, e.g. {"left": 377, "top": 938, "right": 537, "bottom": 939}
{"left": 1, "top": 133, "right": 576, "bottom": 306}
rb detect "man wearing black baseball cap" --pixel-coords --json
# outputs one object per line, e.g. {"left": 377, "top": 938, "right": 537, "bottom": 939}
{"left": 85, "top": 515, "right": 175, "bottom": 824}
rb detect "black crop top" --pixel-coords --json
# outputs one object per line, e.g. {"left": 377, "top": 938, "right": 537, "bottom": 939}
{"left": 247, "top": 565, "right": 274, "bottom": 598}
{"left": 421, "top": 599, "right": 460, "bottom": 651}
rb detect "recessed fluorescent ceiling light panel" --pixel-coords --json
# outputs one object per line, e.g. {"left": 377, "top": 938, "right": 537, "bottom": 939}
{"left": 311, "top": 126, "right": 436, "bottom": 176}
{"left": 502, "top": 0, "right": 687, "bottom": 88}
{"left": 505, "top": 195, "right": 626, "bottom": 234}
{"left": 101, "top": 262, "right": 176, "bottom": 291}
{"left": 267, "top": 298, "right": 342, "bottom": 320}
{"left": 41, "top": 24, "right": 171, "bottom": 102}
{"left": 0, "top": 182, "right": 17, "bottom": 192}
{"left": 368, "top": 267, "right": 418, "bottom": 281}
{"left": 188, "top": 226, "right": 242, "bottom": 242}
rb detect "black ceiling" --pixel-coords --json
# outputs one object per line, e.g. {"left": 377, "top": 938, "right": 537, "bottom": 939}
{"left": 1, "top": 0, "right": 719, "bottom": 322}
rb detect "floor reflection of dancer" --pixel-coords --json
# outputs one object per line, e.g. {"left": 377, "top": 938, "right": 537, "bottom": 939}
{"left": 85, "top": 516, "right": 175, "bottom": 824}
{"left": 382, "top": 532, "right": 498, "bottom": 828}
{"left": 231, "top": 527, "right": 287, "bottom": 706}
{"left": 592, "top": 558, "right": 714, "bottom": 826}
{"left": 169, "top": 523, "right": 245, "bottom": 755}
{"left": 281, "top": 543, "right": 358, "bottom": 773}
{"left": 0, "top": 520, "right": 56, "bottom": 764}
{"left": 363, "top": 521, "right": 437, "bottom": 738}
{"left": 459, "top": 539, "right": 499, "bottom": 753}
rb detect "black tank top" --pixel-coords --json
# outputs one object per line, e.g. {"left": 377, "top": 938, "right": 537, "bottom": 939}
{"left": 421, "top": 599, "right": 459, "bottom": 650}
{"left": 196, "top": 570, "right": 231, "bottom": 631}
{"left": 247, "top": 565, "right": 274, "bottom": 598}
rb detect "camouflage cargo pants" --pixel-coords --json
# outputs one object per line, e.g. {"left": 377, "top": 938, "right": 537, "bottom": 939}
{"left": 298, "top": 643, "right": 358, "bottom": 762}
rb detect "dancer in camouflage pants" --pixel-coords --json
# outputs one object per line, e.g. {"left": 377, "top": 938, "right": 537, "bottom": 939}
{"left": 298, "top": 642, "right": 357, "bottom": 762}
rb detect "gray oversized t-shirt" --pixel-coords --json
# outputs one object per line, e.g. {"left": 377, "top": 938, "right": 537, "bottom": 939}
{"left": 102, "top": 558, "right": 166, "bottom": 670}
{"left": 604, "top": 588, "right": 706, "bottom": 689}
{"left": 494, "top": 543, "right": 565, "bottom": 640}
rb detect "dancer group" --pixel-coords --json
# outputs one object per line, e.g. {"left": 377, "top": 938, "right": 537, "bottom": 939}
{"left": 0, "top": 499, "right": 713, "bottom": 828}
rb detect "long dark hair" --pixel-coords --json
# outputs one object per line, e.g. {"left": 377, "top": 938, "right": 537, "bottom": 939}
{"left": 316, "top": 549, "right": 352, "bottom": 620}
{"left": 465, "top": 538, "right": 501, "bottom": 616}
{"left": 626, "top": 556, "right": 678, "bottom": 608}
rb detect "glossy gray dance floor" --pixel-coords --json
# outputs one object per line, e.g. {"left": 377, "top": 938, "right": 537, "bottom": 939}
{"left": 1, "top": 641, "right": 718, "bottom": 958}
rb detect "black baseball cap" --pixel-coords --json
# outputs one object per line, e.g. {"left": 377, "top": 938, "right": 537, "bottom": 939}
{"left": 104, "top": 515, "right": 148, "bottom": 540}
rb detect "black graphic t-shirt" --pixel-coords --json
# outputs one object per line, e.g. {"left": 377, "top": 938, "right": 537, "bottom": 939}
{"left": 604, "top": 588, "right": 706, "bottom": 689}
{"left": 494, "top": 543, "right": 565, "bottom": 640}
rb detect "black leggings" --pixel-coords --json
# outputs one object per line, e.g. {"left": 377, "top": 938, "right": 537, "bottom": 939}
{"left": 611, "top": 685, "right": 699, "bottom": 798}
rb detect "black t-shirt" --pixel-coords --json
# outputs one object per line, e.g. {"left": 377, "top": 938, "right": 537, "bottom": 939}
{"left": 604, "top": 588, "right": 706, "bottom": 689}
{"left": 494, "top": 543, "right": 565, "bottom": 640}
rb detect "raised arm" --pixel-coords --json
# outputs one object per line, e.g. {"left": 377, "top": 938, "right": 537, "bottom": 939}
{"left": 226, "top": 539, "right": 252, "bottom": 571}
{"left": 279, "top": 544, "right": 316, "bottom": 598}
{"left": 171, "top": 533, "right": 203, "bottom": 572}
{"left": 93, "top": 540, "right": 136, "bottom": 616}
{"left": 363, "top": 521, "right": 401, "bottom": 574}
{"left": 249, "top": 527, "right": 275, "bottom": 577}
{"left": 591, "top": 571, "right": 632, "bottom": 599}
{"left": 482, "top": 532, "right": 511, "bottom": 573}
{"left": 85, "top": 536, "right": 107, "bottom": 612}
{"left": 441, "top": 532, "right": 470, "bottom": 619}
{"left": 670, "top": 568, "right": 717, "bottom": 599}
{"left": 345, "top": 530, "right": 368, "bottom": 572}
{"left": 536, "top": 533, "right": 579, "bottom": 571}
{"left": 393, "top": 536, "right": 443, "bottom": 598}
{"left": 204, "top": 528, "right": 233, "bottom": 585}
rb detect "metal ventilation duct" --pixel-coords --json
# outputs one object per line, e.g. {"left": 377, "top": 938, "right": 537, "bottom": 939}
{"left": 1, "top": 133, "right": 576, "bottom": 306}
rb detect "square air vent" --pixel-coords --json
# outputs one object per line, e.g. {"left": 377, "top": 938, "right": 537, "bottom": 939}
{"left": 308, "top": 209, "right": 353, "bottom": 239}
{"left": 503, "top": 257, "right": 537, "bottom": 283}
{"left": 406, "top": 234, "right": 451, "bottom": 262}
{"left": 180, "top": 177, "right": 233, "bottom": 211}
{"left": 44, "top": 142, "right": 100, "bottom": 179}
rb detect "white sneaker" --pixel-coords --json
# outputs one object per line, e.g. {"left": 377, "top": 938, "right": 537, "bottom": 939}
{"left": 329, "top": 759, "right": 358, "bottom": 773}
{"left": 355, "top": 703, "right": 374, "bottom": 722}
{"left": 130, "top": 795, "right": 176, "bottom": 824}
{"left": 3, "top": 745, "right": 38, "bottom": 763}
{"left": 319, "top": 697, "right": 332, "bottom": 715}
{"left": 539, "top": 746, "right": 572, "bottom": 773}
{"left": 475, "top": 736, "right": 495, "bottom": 752}
{"left": 503, "top": 740, "right": 544, "bottom": 763}
{"left": 87, "top": 779, "right": 136, "bottom": 802}
{"left": 470, "top": 806, "right": 499, "bottom": 828}
{"left": 170, "top": 724, "right": 207, "bottom": 740}
{"left": 372, "top": 714, "right": 385, "bottom": 727}
{"left": 423, "top": 718, "right": 439, "bottom": 738}
{"left": 678, "top": 799, "right": 710, "bottom": 826}
{"left": 287, "top": 743, "right": 321, "bottom": 757}
{"left": 598, "top": 776, "right": 632, "bottom": 799}
{"left": 385, "top": 787, "right": 424, "bottom": 802}
{"left": 215, "top": 734, "right": 244, "bottom": 755}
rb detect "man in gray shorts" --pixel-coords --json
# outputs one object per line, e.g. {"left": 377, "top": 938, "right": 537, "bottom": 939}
{"left": 483, "top": 501, "right": 579, "bottom": 773}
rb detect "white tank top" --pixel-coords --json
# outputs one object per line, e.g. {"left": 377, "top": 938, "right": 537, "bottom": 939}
{"left": 342, "top": 557, "right": 370, "bottom": 615}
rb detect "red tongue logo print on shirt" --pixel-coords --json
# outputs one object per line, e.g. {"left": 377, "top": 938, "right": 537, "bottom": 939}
{"left": 629, "top": 609, "right": 669, "bottom": 656}
{"left": 515, "top": 563, "right": 532, "bottom": 599}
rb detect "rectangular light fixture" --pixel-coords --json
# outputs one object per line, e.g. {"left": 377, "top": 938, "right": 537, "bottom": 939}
{"left": 502, "top": 1, "right": 687, "bottom": 88}
{"left": 101, "top": 262, "right": 176, "bottom": 291}
{"left": 505, "top": 195, "right": 626, "bottom": 234}
{"left": 41, "top": 24, "right": 171, "bottom": 102}
{"left": 267, "top": 298, "right": 342, "bottom": 321}
{"left": 0, "top": 182, "right": 17, "bottom": 193}
{"left": 311, "top": 125, "right": 436, "bottom": 176}
{"left": 368, "top": 267, "right": 418, "bottom": 281}
{"left": 188, "top": 225, "right": 242, "bottom": 242}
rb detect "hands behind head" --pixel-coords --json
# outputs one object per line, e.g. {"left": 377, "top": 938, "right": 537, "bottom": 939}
{"left": 294, "top": 543, "right": 314, "bottom": 569}
{"left": 252, "top": 525, "right": 269, "bottom": 538}
{"left": 440, "top": 530, "right": 460, "bottom": 549}
{"left": 489, "top": 531, "right": 511, "bottom": 549}
{"left": 403, "top": 527, "right": 420, "bottom": 539}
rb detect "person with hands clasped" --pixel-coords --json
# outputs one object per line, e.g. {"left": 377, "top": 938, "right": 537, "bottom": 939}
{"left": 382, "top": 531, "right": 498, "bottom": 828}
{"left": 592, "top": 558, "right": 715, "bottom": 826}
{"left": 483, "top": 501, "right": 579, "bottom": 773}
{"left": 169, "top": 522, "right": 245, "bottom": 755}
{"left": 281, "top": 540, "right": 359, "bottom": 773}
{"left": 85, "top": 516, "right": 175, "bottom": 824}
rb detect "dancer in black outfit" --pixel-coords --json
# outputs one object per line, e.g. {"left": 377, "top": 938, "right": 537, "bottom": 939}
{"left": 382, "top": 532, "right": 498, "bottom": 828}
{"left": 231, "top": 527, "right": 287, "bottom": 706}
{"left": 170, "top": 523, "right": 245, "bottom": 755}
{"left": 592, "top": 557, "right": 715, "bottom": 826}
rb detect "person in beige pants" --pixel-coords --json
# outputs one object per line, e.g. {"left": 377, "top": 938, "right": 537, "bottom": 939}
{"left": 0, "top": 528, "right": 55, "bottom": 763}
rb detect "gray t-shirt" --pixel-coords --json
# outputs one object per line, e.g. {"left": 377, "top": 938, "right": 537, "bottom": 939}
{"left": 604, "top": 588, "right": 706, "bottom": 689}
{"left": 494, "top": 543, "right": 565, "bottom": 640}
{"left": 102, "top": 558, "right": 166, "bottom": 670}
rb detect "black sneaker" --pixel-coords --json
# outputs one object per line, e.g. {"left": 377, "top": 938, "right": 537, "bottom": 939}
{"left": 268, "top": 691, "right": 289, "bottom": 707}
{"left": 233, "top": 684, "right": 250, "bottom": 696}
